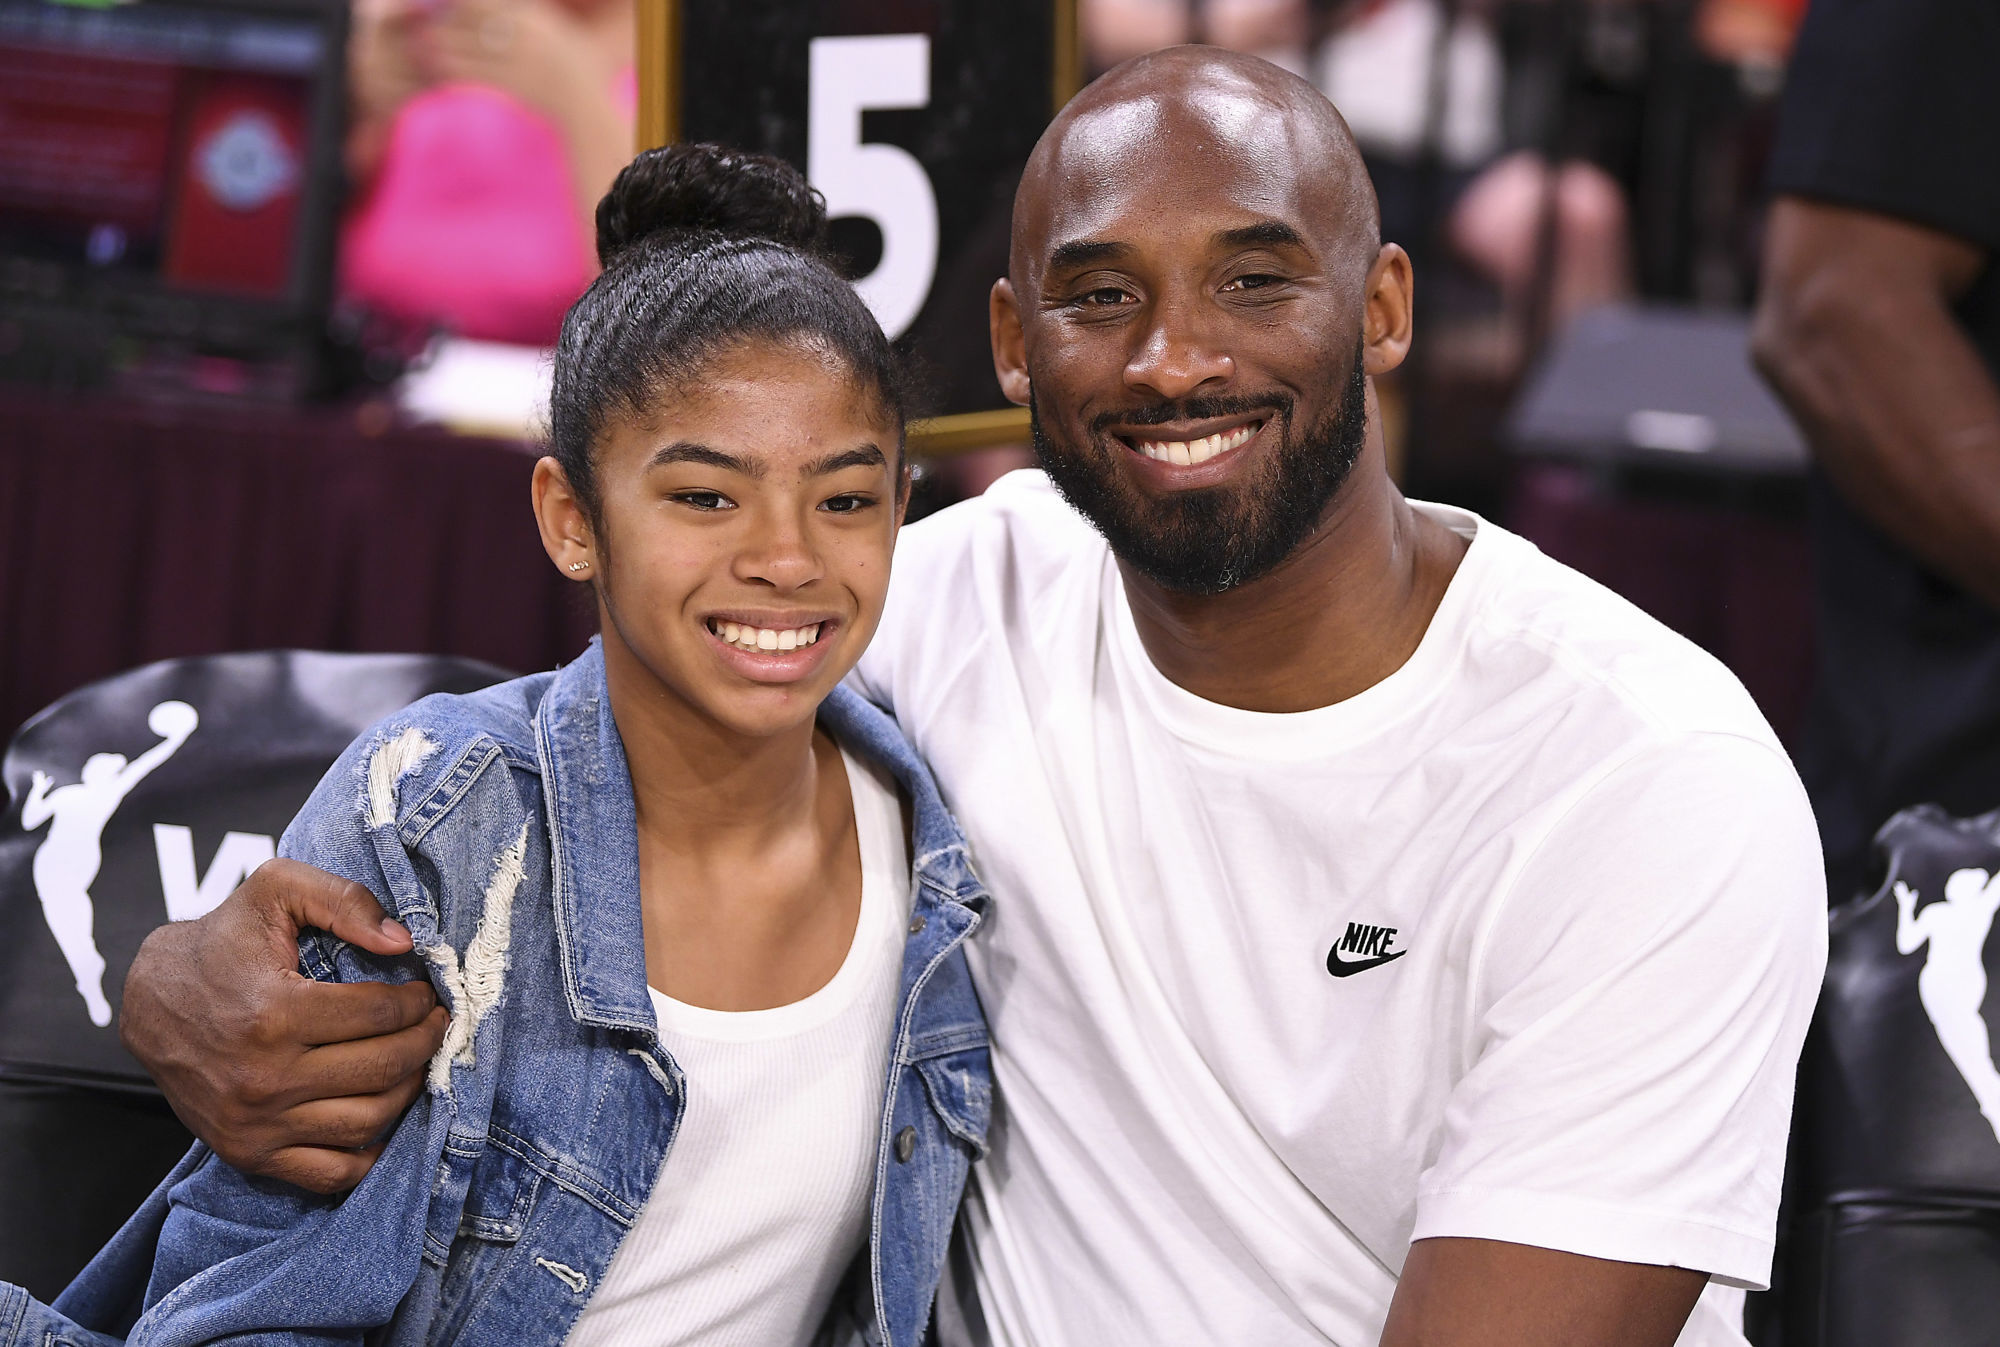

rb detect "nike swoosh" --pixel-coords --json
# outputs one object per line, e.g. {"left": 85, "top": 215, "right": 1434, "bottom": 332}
{"left": 1325, "top": 948, "right": 1408, "bottom": 978}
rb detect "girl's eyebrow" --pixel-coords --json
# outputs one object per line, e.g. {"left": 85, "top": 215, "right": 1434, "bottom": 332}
{"left": 806, "top": 444, "right": 888, "bottom": 476}
{"left": 647, "top": 441, "right": 755, "bottom": 475}
{"left": 646, "top": 441, "right": 885, "bottom": 478}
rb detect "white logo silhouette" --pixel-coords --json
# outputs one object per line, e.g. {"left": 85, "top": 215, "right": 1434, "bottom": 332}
{"left": 1895, "top": 868, "right": 2000, "bottom": 1141}
{"left": 20, "top": 701, "right": 198, "bottom": 1027}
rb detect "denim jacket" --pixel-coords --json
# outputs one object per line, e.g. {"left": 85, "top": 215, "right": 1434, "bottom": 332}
{"left": 1, "top": 641, "right": 992, "bottom": 1347}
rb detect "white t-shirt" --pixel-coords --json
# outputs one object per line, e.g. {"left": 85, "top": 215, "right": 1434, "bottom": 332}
{"left": 853, "top": 471, "right": 1827, "bottom": 1347}
{"left": 565, "top": 747, "right": 911, "bottom": 1347}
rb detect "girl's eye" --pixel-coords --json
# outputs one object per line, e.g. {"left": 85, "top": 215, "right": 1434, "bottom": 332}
{"left": 820, "top": 493, "right": 875, "bottom": 515}
{"left": 671, "top": 490, "right": 733, "bottom": 511}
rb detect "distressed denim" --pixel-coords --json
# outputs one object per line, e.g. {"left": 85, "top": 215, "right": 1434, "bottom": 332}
{"left": 1, "top": 640, "right": 992, "bottom": 1347}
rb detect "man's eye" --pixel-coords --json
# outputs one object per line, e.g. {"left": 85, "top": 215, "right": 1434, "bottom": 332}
{"left": 821, "top": 493, "right": 875, "bottom": 515}
{"left": 1223, "top": 273, "right": 1282, "bottom": 292}
{"left": 672, "top": 491, "right": 732, "bottom": 511}
{"left": 1073, "top": 286, "right": 1131, "bottom": 308}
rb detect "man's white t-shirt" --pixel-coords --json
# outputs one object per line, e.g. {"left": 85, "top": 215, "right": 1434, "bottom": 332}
{"left": 853, "top": 471, "right": 1827, "bottom": 1347}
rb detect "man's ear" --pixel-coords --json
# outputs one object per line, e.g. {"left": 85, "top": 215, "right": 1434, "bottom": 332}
{"left": 990, "top": 277, "right": 1032, "bottom": 406}
{"left": 531, "top": 456, "right": 598, "bottom": 581}
{"left": 1362, "top": 243, "right": 1415, "bottom": 378}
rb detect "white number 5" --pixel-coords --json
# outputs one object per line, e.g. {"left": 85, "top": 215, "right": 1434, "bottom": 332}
{"left": 808, "top": 34, "right": 940, "bottom": 340}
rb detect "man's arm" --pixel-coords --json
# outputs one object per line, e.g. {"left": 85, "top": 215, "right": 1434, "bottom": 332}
{"left": 1382, "top": 1239, "right": 1705, "bottom": 1347}
{"left": 120, "top": 858, "right": 448, "bottom": 1194}
{"left": 1752, "top": 195, "right": 2000, "bottom": 609}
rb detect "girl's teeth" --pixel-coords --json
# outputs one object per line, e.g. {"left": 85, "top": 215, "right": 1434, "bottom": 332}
{"left": 709, "top": 620, "right": 822, "bottom": 652}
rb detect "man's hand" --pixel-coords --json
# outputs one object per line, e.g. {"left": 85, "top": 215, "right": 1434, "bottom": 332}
{"left": 119, "top": 859, "right": 449, "bottom": 1195}
{"left": 1381, "top": 1238, "right": 1707, "bottom": 1347}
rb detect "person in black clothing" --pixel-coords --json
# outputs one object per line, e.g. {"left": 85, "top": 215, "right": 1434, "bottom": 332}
{"left": 1752, "top": 0, "right": 2000, "bottom": 908}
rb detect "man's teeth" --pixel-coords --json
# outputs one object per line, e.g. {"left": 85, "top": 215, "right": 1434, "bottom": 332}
{"left": 1136, "top": 421, "right": 1260, "bottom": 465}
{"left": 709, "top": 620, "right": 821, "bottom": 652}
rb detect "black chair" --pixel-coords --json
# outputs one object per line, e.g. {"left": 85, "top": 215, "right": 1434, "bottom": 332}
{"left": 1786, "top": 804, "right": 2000, "bottom": 1344}
{"left": 0, "top": 650, "right": 509, "bottom": 1299}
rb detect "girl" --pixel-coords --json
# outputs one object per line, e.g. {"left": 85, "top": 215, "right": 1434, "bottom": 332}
{"left": 8, "top": 144, "right": 991, "bottom": 1347}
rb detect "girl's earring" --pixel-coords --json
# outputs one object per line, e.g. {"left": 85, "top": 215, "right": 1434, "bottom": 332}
{"left": 568, "top": 560, "right": 590, "bottom": 573}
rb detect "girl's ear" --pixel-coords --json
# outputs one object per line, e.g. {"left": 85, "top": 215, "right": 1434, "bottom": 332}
{"left": 532, "top": 456, "right": 598, "bottom": 582}
{"left": 895, "top": 454, "right": 914, "bottom": 525}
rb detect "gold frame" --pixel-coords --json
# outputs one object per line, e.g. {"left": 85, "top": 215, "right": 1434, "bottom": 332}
{"left": 631, "top": 0, "right": 1080, "bottom": 455}
{"left": 635, "top": 0, "right": 676, "bottom": 151}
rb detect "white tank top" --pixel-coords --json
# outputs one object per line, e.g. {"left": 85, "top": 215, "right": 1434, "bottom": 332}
{"left": 565, "top": 746, "right": 912, "bottom": 1347}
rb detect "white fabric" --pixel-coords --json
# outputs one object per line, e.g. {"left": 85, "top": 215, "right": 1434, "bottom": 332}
{"left": 853, "top": 471, "right": 1827, "bottom": 1347}
{"left": 1314, "top": 0, "right": 1504, "bottom": 167}
{"left": 566, "top": 746, "right": 911, "bottom": 1347}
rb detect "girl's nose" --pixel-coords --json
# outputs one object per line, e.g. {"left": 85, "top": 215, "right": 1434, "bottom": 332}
{"left": 734, "top": 516, "right": 822, "bottom": 591}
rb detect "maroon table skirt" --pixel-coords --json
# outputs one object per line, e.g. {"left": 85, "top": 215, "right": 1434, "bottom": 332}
{"left": 0, "top": 389, "right": 597, "bottom": 739}
{"left": 0, "top": 389, "right": 1815, "bottom": 755}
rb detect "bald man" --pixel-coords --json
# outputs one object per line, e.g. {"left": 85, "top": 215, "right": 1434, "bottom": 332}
{"left": 113, "top": 49, "right": 1824, "bottom": 1347}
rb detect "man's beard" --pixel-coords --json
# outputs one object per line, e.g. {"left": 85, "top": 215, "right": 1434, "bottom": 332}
{"left": 1030, "top": 346, "right": 1370, "bottom": 596}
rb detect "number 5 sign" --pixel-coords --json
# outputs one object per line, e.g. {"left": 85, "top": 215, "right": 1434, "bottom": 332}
{"left": 637, "top": 1, "right": 1081, "bottom": 453}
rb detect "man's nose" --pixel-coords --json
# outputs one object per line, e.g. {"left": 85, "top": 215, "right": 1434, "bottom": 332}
{"left": 1124, "top": 295, "right": 1234, "bottom": 402}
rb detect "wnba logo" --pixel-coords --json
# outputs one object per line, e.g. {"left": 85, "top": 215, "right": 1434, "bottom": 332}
{"left": 1895, "top": 870, "right": 2000, "bottom": 1144}
{"left": 19, "top": 701, "right": 275, "bottom": 1028}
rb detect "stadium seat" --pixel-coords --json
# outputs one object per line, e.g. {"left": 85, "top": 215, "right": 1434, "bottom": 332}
{"left": 0, "top": 650, "right": 509, "bottom": 1298}
{"left": 1787, "top": 804, "right": 2000, "bottom": 1344}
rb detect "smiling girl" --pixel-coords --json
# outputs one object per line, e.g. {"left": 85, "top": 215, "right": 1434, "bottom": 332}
{"left": 11, "top": 145, "right": 991, "bottom": 1347}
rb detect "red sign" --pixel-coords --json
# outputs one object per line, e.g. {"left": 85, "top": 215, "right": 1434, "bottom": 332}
{"left": 163, "top": 73, "right": 308, "bottom": 297}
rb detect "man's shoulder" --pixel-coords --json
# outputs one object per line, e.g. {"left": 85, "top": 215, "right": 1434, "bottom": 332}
{"left": 896, "top": 469, "right": 1104, "bottom": 591}
{"left": 1453, "top": 510, "right": 1783, "bottom": 756}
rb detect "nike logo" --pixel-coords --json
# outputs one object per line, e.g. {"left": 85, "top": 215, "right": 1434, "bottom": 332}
{"left": 1327, "top": 921, "right": 1406, "bottom": 978}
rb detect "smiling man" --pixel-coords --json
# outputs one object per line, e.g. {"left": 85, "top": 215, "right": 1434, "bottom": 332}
{"left": 112, "top": 47, "right": 1824, "bottom": 1347}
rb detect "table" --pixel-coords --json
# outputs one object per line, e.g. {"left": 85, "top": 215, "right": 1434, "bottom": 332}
{"left": 1503, "top": 305, "right": 1817, "bottom": 744}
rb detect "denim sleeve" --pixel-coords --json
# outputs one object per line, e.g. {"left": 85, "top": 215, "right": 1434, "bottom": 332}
{"left": 2, "top": 1281, "right": 126, "bottom": 1346}
{"left": 38, "top": 720, "right": 473, "bottom": 1347}
{"left": 132, "top": 720, "right": 471, "bottom": 1345}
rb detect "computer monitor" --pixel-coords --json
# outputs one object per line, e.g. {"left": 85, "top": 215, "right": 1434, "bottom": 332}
{"left": 0, "top": 0, "right": 346, "bottom": 383}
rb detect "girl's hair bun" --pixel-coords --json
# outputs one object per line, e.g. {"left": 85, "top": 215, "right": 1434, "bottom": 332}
{"left": 594, "top": 143, "right": 828, "bottom": 268}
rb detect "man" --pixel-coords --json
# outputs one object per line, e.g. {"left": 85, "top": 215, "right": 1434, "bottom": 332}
{"left": 1751, "top": 0, "right": 2000, "bottom": 909}
{"left": 110, "top": 49, "right": 1823, "bottom": 1346}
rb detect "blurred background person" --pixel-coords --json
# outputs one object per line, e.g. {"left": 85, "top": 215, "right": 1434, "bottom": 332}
{"left": 1753, "top": 0, "right": 2000, "bottom": 906}
{"left": 340, "top": 0, "right": 635, "bottom": 346}
{"left": 1083, "top": 0, "right": 1312, "bottom": 74}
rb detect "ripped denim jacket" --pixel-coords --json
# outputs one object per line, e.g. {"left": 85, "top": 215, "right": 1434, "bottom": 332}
{"left": 1, "top": 640, "right": 992, "bottom": 1347}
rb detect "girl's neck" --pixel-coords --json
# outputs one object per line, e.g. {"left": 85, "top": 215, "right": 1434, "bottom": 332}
{"left": 598, "top": 620, "right": 864, "bottom": 1013}
{"left": 599, "top": 631, "right": 827, "bottom": 858}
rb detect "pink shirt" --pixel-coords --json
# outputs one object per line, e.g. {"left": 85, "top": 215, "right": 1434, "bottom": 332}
{"left": 340, "top": 76, "right": 630, "bottom": 347}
